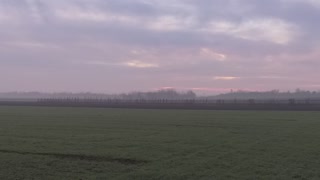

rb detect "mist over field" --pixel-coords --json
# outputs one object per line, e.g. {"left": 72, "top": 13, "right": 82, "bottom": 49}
{"left": 1, "top": 89, "right": 320, "bottom": 100}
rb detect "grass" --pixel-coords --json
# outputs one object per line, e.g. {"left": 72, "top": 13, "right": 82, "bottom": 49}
{"left": 1, "top": 106, "right": 320, "bottom": 179}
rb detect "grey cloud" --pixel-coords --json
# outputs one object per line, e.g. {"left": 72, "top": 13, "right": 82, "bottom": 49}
{"left": 0, "top": 0, "right": 320, "bottom": 93}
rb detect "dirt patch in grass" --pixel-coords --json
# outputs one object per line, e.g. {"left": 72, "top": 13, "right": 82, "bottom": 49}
{"left": 0, "top": 149, "right": 148, "bottom": 165}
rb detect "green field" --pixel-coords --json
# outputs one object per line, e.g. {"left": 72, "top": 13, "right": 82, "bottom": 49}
{"left": 1, "top": 107, "right": 320, "bottom": 180}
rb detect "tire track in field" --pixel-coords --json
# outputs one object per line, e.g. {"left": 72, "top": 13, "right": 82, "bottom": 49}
{"left": 0, "top": 149, "right": 148, "bottom": 165}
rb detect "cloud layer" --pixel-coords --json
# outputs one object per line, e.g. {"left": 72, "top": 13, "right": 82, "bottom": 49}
{"left": 0, "top": 0, "right": 319, "bottom": 94}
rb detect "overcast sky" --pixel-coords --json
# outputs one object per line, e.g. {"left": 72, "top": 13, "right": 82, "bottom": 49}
{"left": 0, "top": 0, "right": 320, "bottom": 94}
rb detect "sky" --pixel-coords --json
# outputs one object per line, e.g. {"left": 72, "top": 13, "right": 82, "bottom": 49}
{"left": 0, "top": 0, "right": 320, "bottom": 94}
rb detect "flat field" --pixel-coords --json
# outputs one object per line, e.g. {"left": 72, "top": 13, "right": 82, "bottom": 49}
{"left": 1, "top": 106, "right": 320, "bottom": 180}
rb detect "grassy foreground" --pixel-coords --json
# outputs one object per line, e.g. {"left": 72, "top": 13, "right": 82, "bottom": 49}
{"left": 0, "top": 107, "right": 320, "bottom": 180}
